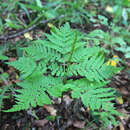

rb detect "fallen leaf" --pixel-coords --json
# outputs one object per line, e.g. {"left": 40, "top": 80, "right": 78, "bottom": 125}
{"left": 119, "top": 122, "right": 125, "bottom": 130}
{"left": 9, "top": 57, "right": 17, "bottom": 62}
{"left": 73, "top": 121, "right": 85, "bottom": 129}
{"left": 24, "top": 33, "right": 33, "bottom": 40}
{"left": 63, "top": 95, "right": 73, "bottom": 106}
{"left": 44, "top": 105, "right": 57, "bottom": 116}
{"left": 105, "top": 6, "right": 113, "bottom": 13}
{"left": 47, "top": 23, "right": 55, "bottom": 28}
{"left": 116, "top": 97, "right": 123, "bottom": 105}
{"left": 34, "top": 119, "right": 48, "bottom": 127}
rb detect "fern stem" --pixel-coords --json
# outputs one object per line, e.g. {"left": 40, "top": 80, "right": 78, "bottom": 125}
{"left": 63, "top": 31, "right": 78, "bottom": 84}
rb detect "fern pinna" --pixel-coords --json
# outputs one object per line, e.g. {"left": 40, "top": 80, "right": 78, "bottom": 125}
{"left": 5, "top": 23, "right": 122, "bottom": 128}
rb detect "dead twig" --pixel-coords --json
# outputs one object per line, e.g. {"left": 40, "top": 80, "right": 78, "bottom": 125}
{"left": 0, "top": 75, "right": 16, "bottom": 95}
{"left": 0, "top": 68, "right": 16, "bottom": 95}
{"left": 0, "top": 15, "right": 65, "bottom": 40}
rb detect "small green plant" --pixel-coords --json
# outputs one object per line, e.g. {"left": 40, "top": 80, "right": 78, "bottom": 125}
{"left": 86, "top": 23, "right": 130, "bottom": 59}
{"left": 4, "top": 23, "right": 122, "bottom": 128}
{"left": 0, "top": 0, "right": 92, "bottom": 36}
{"left": 99, "top": 0, "right": 130, "bottom": 26}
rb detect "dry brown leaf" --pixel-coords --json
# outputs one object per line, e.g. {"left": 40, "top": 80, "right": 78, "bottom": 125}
{"left": 24, "top": 32, "right": 33, "bottom": 40}
{"left": 9, "top": 57, "right": 17, "bottom": 62}
{"left": 14, "top": 37, "right": 20, "bottom": 42}
{"left": 44, "top": 105, "right": 57, "bottom": 116}
{"left": 73, "top": 121, "right": 85, "bottom": 129}
{"left": 34, "top": 119, "right": 48, "bottom": 127}
{"left": 119, "top": 122, "right": 125, "bottom": 130}
{"left": 63, "top": 95, "right": 73, "bottom": 106}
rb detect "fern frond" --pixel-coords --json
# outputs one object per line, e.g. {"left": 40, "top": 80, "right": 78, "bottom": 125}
{"left": 44, "top": 22, "right": 85, "bottom": 54}
{"left": 4, "top": 75, "right": 62, "bottom": 112}
{"left": 93, "top": 110, "right": 120, "bottom": 128}
{"left": 60, "top": 78, "right": 119, "bottom": 110}
{"left": 23, "top": 40, "right": 59, "bottom": 62}
{"left": 7, "top": 57, "right": 36, "bottom": 79}
{"left": 64, "top": 79, "right": 120, "bottom": 127}
{"left": 81, "top": 87, "right": 115, "bottom": 111}
{"left": 69, "top": 50, "right": 121, "bottom": 82}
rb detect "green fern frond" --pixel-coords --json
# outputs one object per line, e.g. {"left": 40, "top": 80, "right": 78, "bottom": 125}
{"left": 71, "top": 46, "right": 102, "bottom": 62}
{"left": 49, "top": 63, "right": 65, "bottom": 76}
{"left": 69, "top": 51, "right": 121, "bottom": 82}
{"left": 64, "top": 79, "right": 120, "bottom": 127}
{"left": 4, "top": 75, "right": 62, "bottom": 112}
{"left": 44, "top": 22, "right": 85, "bottom": 54}
{"left": 23, "top": 40, "right": 60, "bottom": 62}
{"left": 81, "top": 87, "right": 115, "bottom": 111}
{"left": 68, "top": 79, "right": 115, "bottom": 109}
{"left": 7, "top": 57, "right": 36, "bottom": 79}
{"left": 93, "top": 110, "right": 120, "bottom": 128}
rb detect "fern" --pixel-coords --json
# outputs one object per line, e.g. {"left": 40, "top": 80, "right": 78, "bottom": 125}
{"left": 6, "top": 57, "right": 37, "bottom": 79}
{"left": 61, "top": 79, "right": 121, "bottom": 127}
{"left": 69, "top": 51, "right": 121, "bottom": 82}
{"left": 5, "top": 75, "right": 62, "bottom": 112}
{"left": 5, "top": 23, "right": 122, "bottom": 128}
{"left": 44, "top": 23, "right": 85, "bottom": 55}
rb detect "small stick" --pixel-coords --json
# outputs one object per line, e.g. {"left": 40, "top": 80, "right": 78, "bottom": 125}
{"left": 0, "top": 15, "right": 65, "bottom": 40}
{"left": 0, "top": 75, "right": 16, "bottom": 95}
